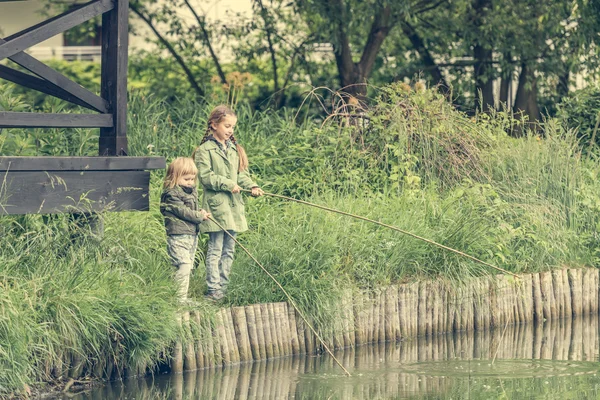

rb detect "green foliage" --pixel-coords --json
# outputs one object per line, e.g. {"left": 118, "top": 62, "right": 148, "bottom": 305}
{"left": 0, "top": 210, "right": 180, "bottom": 395}
{"left": 557, "top": 84, "right": 600, "bottom": 154}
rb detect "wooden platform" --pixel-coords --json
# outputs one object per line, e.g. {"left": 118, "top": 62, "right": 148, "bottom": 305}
{"left": 0, "top": 156, "right": 165, "bottom": 214}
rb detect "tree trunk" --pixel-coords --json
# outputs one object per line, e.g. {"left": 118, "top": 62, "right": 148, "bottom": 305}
{"left": 331, "top": 0, "right": 393, "bottom": 100}
{"left": 513, "top": 63, "right": 540, "bottom": 136}
{"left": 499, "top": 54, "right": 513, "bottom": 108}
{"left": 473, "top": 0, "right": 494, "bottom": 112}
{"left": 401, "top": 22, "right": 448, "bottom": 90}
{"left": 556, "top": 70, "right": 570, "bottom": 105}
{"left": 474, "top": 44, "right": 495, "bottom": 112}
{"left": 499, "top": 75, "right": 510, "bottom": 107}
{"left": 334, "top": 55, "right": 366, "bottom": 98}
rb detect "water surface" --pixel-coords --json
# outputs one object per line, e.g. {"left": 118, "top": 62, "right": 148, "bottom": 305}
{"left": 61, "top": 315, "right": 600, "bottom": 399}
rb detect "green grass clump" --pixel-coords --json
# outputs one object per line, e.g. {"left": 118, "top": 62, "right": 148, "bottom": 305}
{"left": 0, "top": 212, "right": 181, "bottom": 395}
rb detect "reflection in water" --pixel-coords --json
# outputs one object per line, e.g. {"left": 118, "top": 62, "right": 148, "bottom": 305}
{"left": 65, "top": 316, "right": 600, "bottom": 399}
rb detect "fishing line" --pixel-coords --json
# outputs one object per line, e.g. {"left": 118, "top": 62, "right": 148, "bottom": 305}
{"left": 242, "top": 189, "right": 518, "bottom": 278}
{"left": 208, "top": 216, "right": 352, "bottom": 377}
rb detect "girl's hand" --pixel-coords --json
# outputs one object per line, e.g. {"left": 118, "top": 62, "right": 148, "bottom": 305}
{"left": 251, "top": 187, "right": 264, "bottom": 197}
{"left": 200, "top": 210, "right": 211, "bottom": 221}
{"left": 232, "top": 185, "right": 242, "bottom": 193}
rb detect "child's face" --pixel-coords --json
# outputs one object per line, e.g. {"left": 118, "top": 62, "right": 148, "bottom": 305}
{"left": 177, "top": 173, "right": 196, "bottom": 187}
{"left": 211, "top": 115, "right": 237, "bottom": 143}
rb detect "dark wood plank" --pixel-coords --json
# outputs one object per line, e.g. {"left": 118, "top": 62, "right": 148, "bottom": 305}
{"left": 0, "top": 112, "right": 112, "bottom": 128}
{"left": 99, "top": 0, "right": 128, "bottom": 156}
{"left": 0, "top": 170, "right": 150, "bottom": 214}
{"left": 0, "top": 156, "right": 166, "bottom": 171}
{"left": 0, "top": 0, "right": 114, "bottom": 62}
{"left": 0, "top": 65, "right": 93, "bottom": 109}
{"left": 2, "top": 40, "right": 108, "bottom": 113}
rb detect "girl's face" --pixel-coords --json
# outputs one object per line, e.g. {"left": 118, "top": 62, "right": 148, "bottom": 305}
{"left": 177, "top": 173, "right": 196, "bottom": 187}
{"left": 211, "top": 115, "right": 237, "bottom": 144}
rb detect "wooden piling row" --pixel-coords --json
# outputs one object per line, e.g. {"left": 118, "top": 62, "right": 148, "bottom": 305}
{"left": 47, "top": 267, "right": 600, "bottom": 380}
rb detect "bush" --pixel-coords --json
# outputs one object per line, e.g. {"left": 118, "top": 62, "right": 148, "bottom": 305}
{"left": 556, "top": 84, "right": 600, "bottom": 154}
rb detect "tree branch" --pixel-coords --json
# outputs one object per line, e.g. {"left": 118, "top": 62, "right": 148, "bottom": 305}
{"left": 256, "top": 0, "right": 279, "bottom": 93}
{"left": 414, "top": 0, "right": 449, "bottom": 14}
{"left": 401, "top": 21, "right": 447, "bottom": 87}
{"left": 129, "top": 3, "right": 205, "bottom": 98}
{"left": 329, "top": 0, "right": 355, "bottom": 87}
{"left": 358, "top": 5, "right": 394, "bottom": 78}
{"left": 182, "top": 0, "right": 228, "bottom": 85}
{"left": 281, "top": 35, "right": 313, "bottom": 90}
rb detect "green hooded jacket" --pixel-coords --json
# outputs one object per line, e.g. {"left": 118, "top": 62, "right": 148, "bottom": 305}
{"left": 194, "top": 140, "right": 257, "bottom": 233}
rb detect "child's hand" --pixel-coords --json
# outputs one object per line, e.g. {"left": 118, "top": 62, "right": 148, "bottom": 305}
{"left": 232, "top": 185, "right": 242, "bottom": 193}
{"left": 251, "top": 187, "right": 264, "bottom": 197}
{"left": 200, "top": 209, "right": 211, "bottom": 221}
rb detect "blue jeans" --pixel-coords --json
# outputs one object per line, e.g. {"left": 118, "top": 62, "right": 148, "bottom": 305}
{"left": 205, "top": 230, "right": 236, "bottom": 295}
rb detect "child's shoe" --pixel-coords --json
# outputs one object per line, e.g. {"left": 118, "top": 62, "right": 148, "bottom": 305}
{"left": 204, "top": 291, "right": 224, "bottom": 302}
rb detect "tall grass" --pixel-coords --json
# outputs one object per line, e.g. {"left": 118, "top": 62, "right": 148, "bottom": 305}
{"left": 0, "top": 211, "right": 181, "bottom": 395}
{"left": 1, "top": 83, "right": 599, "bottom": 393}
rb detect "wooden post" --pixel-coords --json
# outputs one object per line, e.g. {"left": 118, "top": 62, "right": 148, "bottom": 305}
{"left": 193, "top": 311, "right": 205, "bottom": 369}
{"left": 286, "top": 303, "right": 300, "bottom": 355}
{"left": 244, "top": 305, "right": 260, "bottom": 360}
{"left": 182, "top": 311, "right": 197, "bottom": 371}
{"left": 532, "top": 272, "right": 543, "bottom": 323}
{"left": 259, "top": 304, "right": 274, "bottom": 359}
{"left": 171, "top": 314, "right": 184, "bottom": 373}
{"left": 100, "top": 0, "right": 129, "bottom": 156}
{"left": 278, "top": 303, "right": 292, "bottom": 356}
{"left": 232, "top": 306, "right": 252, "bottom": 362}
{"left": 268, "top": 303, "right": 282, "bottom": 358}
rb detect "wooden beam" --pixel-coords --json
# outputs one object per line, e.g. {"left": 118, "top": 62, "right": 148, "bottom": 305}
{"left": 0, "top": 65, "right": 93, "bottom": 109}
{"left": 0, "top": 170, "right": 150, "bottom": 214}
{"left": 100, "top": 0, "right": 129, "bottom": 156}
{"left": 0, "top": 112, "right": 112, "bottom": 128}
{"left": 0, "top": 0, "right": 114, "bottom": 62}
{"left": 2, "top": 41, "right": 108, "bottom": 113}
{"left": 0, "top": 156, "right": 166, "bottom": 171}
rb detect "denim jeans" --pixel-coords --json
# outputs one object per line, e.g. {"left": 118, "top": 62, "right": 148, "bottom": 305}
{"left": 205, "top": 230, "right": 236, "bottom": 295}
{"left": 167, "top": 234, "right": 198, "bottom": 299}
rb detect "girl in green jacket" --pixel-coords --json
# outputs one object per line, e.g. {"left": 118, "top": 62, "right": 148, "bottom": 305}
{"left": 194, "top": 105, "right": 263, "bottom": 301}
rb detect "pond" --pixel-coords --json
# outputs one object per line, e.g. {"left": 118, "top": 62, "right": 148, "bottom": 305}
{"left": 58, "top": 315, "right": 600, "bottom": 399}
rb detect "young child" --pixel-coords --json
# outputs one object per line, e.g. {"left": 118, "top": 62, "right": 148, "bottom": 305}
{"left": 160, "top": 157, "right": 210, "bottom": 301}
{"left": 194, "top": 105, "right": 263, "bottom": 301}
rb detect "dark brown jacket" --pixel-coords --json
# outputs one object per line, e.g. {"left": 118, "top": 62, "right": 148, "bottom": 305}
{"left": 160, "top": 185, "right": 205, "bottom": 235}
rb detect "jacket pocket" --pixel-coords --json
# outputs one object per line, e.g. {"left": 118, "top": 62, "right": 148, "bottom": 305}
{"left": 207, "top": 193, "right": 228, "bottom": 216}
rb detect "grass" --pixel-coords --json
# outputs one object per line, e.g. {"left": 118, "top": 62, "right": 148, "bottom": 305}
{"left": 0, "top": 212, "right": 182, "bottom": 395}
{"left": 1, "top": 82, "right": 600, "bottom": 394}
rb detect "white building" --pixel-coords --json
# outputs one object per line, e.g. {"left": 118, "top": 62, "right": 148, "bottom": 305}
{"left": 0, "top": 0, "right": 252, "bottom": 61}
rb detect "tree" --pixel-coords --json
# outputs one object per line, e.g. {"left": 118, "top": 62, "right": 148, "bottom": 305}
{"left": 290, "top": 0, "right": 449, "bottom": 98}
{"left": 419, "top": 0, "right": 599, "bottom": 122}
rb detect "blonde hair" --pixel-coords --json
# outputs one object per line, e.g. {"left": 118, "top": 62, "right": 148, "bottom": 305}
{"left": 194, "top": 105, "right": 249, "bottom": 172}
{"left": 163, "top": 157, "right": 198, "bottom": 189}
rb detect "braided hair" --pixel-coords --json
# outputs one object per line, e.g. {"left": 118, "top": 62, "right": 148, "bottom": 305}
{"left": 194, "top": 105, "right": 249, "bottom": 172}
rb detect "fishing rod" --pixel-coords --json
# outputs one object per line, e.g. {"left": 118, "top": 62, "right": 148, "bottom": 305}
{"left": 208, "top": 216, "right": 352, "bottom": 377}
{"left": 242, "top": 189, "right": 518, "bottom": 279}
